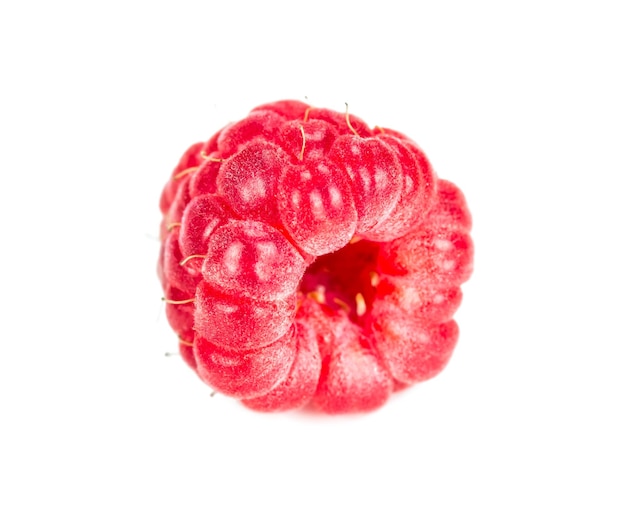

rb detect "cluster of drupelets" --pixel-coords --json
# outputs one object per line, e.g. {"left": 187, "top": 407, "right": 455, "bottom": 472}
{"left": 158, "top": 100, "right": 473, "bottom": 413}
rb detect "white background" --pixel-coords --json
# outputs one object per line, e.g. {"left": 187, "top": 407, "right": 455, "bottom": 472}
{"left": 1, "top": 1, "right": 625, "bottom": 507}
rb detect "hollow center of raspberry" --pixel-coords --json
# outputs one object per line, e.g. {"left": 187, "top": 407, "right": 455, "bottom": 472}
{"left": 299, "top": 239, "right": 380, "bottom": 323}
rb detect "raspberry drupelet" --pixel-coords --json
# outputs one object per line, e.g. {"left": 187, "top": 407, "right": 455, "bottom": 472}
{"left": 158, "top": 100, "right": 473, "bottom": 414}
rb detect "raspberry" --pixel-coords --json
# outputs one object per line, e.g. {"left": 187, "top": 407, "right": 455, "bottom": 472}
{"left": 158, "top": 100, "right": 473, "bottom": 413}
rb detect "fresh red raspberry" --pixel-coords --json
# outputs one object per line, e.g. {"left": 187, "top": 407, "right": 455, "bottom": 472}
{"left": 158, "top": 100, "right": 473, "bottom": 414}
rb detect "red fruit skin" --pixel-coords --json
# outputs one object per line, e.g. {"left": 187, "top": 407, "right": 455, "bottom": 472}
{"left": 216, "top": 141, "right": 287, "bottom": 224}
{"left": 159, "top": 142, "right": 204, "bottom": 215}
{"left": 201, "top": 219, "right": 307, "bottom": 300}
{"left": 377, "top": 179, "right": 474, "bottom": 287}
{"left": 216, "top": 110, "right": 284, "bottom": 158}
{"left": 313, "top": 320, "right": 393, "bottom": 414}
{"left": 178, "top": 194, "right": 230, "bottom": 266}
{"left": 194, "top": 282, "right": 296, "bottom": 351}
{"left": 189, "top": 156, "right": 221, "bottom": 198}
{"left": 161, "top": 231, "right": 202, "bottom": 294}
{"left": 379, "top": 229, "right": 474, "bottom": 288}
{"left": 241, "top": 320, "right": 322, "bottom": 412}
{"left": 363, "top": 134, "right": 436, "bottom": 241}
{"left": 298, "top": 300, "right": 393, "bottom": 414}
{"left": 194, "top": 326, "right": 298, "bottom": 399}
{"left": 328, "top": 135, "right": 403, "bottom": 233}
{"left": 160, "top": 178, "right": 192, "bottom": 240}
{"left": 158, "top": 100, "right": 473, "bottom": 414}
{"left": 374, "top": 275, "right": 463, "bottom": 325}
{"left": 371, "top": 315, "right": 459, "bottom": 385}
{"left": 163, "top": 285, "right": 195, "bottom": 340}
{"left": 278, "top": 119, "right": 338, "bottom": 162}
{"left": 426, "top": 178, "right": 473, "bottom": 233}
{"left": 178, "top": 331, "right": 197, "bottom": 370}
{"left": 277, "top": 158, "right": 358, "bottom": 256}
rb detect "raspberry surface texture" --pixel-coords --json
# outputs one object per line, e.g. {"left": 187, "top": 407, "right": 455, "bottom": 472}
{"left": 158, "top": 100, "right": 473, "bottom": 414}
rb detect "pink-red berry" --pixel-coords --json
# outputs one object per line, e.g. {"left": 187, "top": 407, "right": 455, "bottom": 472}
{"left": 158, "top": 100, "right": 473, "bottom": 413}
